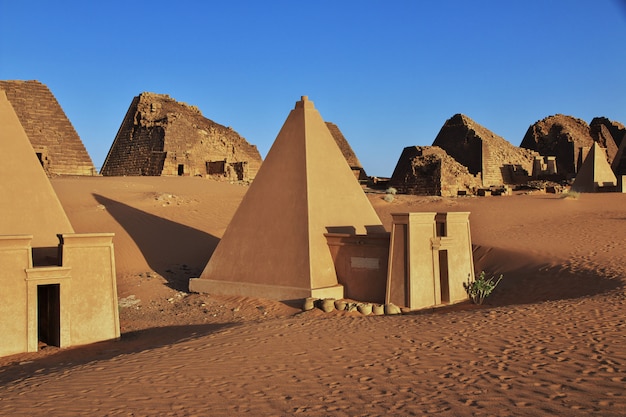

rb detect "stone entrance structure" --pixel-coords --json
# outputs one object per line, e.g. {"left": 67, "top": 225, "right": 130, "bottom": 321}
{"left": 0, "top": 80, "right": 96, "bottom": 176}
{"left": 190, "top": 96, "right": 476, "bottom": 309}
{"left": 386, "top": 212, "right": 475, "bottom": 309}
{"left": 0, "top": 90, "right": 119, "bottom": 358}
{"left": 190, "top": 96, "right": 385, "bottom": 300}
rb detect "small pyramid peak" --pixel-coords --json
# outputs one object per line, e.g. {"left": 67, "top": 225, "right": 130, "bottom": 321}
{"left": 295, "top": 95, "right": 315, "bottom": 109}
{"left": 447, "top": 113, "right": 474, "bottom": 126}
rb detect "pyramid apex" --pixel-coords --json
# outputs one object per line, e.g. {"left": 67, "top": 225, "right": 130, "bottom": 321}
{"left": 295, "top": 95, "right": 315, "bottom": 109}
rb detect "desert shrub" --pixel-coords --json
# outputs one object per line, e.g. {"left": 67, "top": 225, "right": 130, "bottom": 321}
{"left": 464, "top": 271, "right": 503, "bottom": 305}
{"left": 386, "top": 187, "right": 398, "bottom": 195}
{"left": 383, "top": 194, "right": 395, "bottom": 203}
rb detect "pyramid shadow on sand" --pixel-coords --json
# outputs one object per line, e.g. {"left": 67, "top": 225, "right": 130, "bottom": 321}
{"left": 0, "top": 323, "right": 238, "bottom": 384}
{"left": 93, "top": 194, "right": 219, "bottom": 291}
{"left": 472, "top": 245, "right": 623, "bottom": 306}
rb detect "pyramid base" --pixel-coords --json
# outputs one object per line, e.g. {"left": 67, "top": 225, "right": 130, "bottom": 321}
{"left": 188, "top": 278, "right": 344, "bottom": 301}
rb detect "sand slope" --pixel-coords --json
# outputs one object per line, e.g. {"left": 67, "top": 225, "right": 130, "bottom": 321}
{"left": 1, "top": 177, "right": 625, "bottom": 416}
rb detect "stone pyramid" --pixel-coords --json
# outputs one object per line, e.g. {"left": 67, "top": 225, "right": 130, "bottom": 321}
{"left": 571, "top": 142, "right": 617, "bottom": 192}
{"left": 612, "top": 132, "right": 626, "bottom": 177}
{"left": 0, "top": 90, "right": 74, "bottom": 247}
{"left": 0, "top": 80, "right": 95, "bottom": 176}
{"left": 190, "top": 96, "right": 384, "bottom": 300}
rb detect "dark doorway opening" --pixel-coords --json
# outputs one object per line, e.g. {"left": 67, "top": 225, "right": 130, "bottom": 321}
{"left": 38, "top": 284, "right": 61, "bottom": 348}
{"left": 36, "top": 152, "right": 44, "bottom": 167}
{"left": 438, "top": 250, "right": 450, "bottom": 304}
{"left": 232, "top": 161, "right": 246, "bottom": 181}
{"left": 177, "top": 164, "right": 184, "bottom": 176}
{"left": 207, "top": 160, "right": 226, "bottom": 175}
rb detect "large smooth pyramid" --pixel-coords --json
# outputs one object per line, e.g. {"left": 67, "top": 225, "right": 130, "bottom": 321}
{"left": 0, "top": 90, "right": 74, "bottom": 247}
{"left": 190, "top": 96, "right": 384, "bottom": 300}
{"left": 571, "top": 142, "right": 617, "bottom": 192}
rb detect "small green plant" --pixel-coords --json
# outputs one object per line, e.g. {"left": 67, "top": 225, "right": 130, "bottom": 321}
{"left": 464, "top": 271, "right": 503, "bottom": 305}
{"left": 383, "top": 193, "right": 395, "bottom": 203}
{"left": 386, "top": 187, "right": 398, "bottom": 195}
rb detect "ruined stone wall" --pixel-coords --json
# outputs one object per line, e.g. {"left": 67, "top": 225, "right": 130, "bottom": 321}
{"left": 0, "top": 80, "right": 95, "bottom": 176}
{"left": 520, "top": 114, "right": 595, "bottom": 179}
{"left": 390, "top": 146, "right": 481, "bottom": 196}
{"left": 101, "top": 92, "right": 262, "bottom": 181}
{"left": 433, "top": 114, "right": 536, "bottom": 186}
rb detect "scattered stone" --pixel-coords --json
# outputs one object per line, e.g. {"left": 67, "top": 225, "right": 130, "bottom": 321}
{"left": 372, "top": 304, "right": 385, "bottom": 315}
{"left": 334, "top": 300, "right": 347, "bottom": 311}
{"left": 385, "top": 303, "right": 402, "bottom": 315}
{"left": 303, "top": 297, "right": 317, "bottom": 311}
{"left": 118, "top": 295, "right": 141, "bottom": 308}
{"left": 319, "top": 298, "right": 336, "bottom": 313}
{"left": 346, "top": 302, "right": 359, "bottom": 312}
{"left": 357, "top": 303, "right": 372, "bottom": 315}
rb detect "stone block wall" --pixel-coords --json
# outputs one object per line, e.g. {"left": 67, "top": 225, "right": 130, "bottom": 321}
{"left": 0, "top": 80, "right": 96, "bottom": 176}
{"left": 390, "top": 146, "right": 481, "bottom": 196}
{"left": 101, "top": 92, "right": 262, "bottom": 181}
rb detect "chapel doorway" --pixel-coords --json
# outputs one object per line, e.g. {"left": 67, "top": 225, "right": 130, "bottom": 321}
{"left": 37, "top": 284, "right": 61, "bottom": 348}
{"left": 438, "top": 250, "right": 450, "bottom": 304}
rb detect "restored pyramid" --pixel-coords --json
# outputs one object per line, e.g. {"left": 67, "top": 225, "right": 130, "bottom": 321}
{"left": 0, "top": 90, "right": 74, "bottom": 247}
{"left": 189, "top": 96, "right": 385, "bottom": 300}
{"left": 571, "top": 142, "right": 617, "bottom": 192}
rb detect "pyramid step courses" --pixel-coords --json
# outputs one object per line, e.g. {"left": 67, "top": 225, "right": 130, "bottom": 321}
{"left": 0, "top": 80, "right": 96, "bottom": 176}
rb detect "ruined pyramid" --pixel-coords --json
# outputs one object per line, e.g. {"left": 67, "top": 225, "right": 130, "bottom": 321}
{"left": 189, "top": 96, "right": 385, "bottom": 300}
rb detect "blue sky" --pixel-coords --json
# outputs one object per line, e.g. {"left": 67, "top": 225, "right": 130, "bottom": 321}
{"left": 1, "top": 0, "right": 625, "bottom": 176}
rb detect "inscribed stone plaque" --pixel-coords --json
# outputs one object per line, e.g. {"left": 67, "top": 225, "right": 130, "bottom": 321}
{"left": 351, "top": 257, "right": 379, "bottom": 270}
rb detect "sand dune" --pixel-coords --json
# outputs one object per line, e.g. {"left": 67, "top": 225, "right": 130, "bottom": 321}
{"left": 1, "top": 177, "right": 625, "bottom": 416}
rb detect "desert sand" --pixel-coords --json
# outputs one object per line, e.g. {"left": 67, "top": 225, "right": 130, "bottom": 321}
{"left": 1, "top": 176, "right": 626, "bottom": 416}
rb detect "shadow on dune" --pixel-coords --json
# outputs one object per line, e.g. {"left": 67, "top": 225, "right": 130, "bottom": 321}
{"left": 93, "top": 194, "right": 220, "bottom": 291}
{"left": 472, "top": 245, "right": 623, "bottom": 306}
{"left": 0, "top": 322, "right": 239, "bottom": 384}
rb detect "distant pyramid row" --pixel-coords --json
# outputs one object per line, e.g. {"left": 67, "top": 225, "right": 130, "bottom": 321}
{"left": 2, "top": 79, "right": 624, "bottom": 189}
{"left": 390, "top": 113, "right": 626, "bottom": 195}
